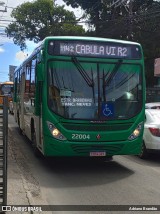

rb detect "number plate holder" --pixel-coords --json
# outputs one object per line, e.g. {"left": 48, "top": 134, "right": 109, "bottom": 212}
{"left": 90, "top": 151, "right": 106, "bottom": 157}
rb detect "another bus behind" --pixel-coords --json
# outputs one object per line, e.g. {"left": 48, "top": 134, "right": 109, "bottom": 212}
{"left": 0, "top": 81, "right": 14, "bottom": 111}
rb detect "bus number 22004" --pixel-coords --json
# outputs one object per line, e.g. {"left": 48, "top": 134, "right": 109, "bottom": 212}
{"left": 72, "top": 134, "right": 90, "bottom": 140}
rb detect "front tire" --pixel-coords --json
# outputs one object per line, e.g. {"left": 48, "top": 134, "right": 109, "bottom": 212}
{"left": 31, "top": 131, "right": 42, "bottom": 158}
{"left": 139, "top": 141, "right": 148, "bottom": 159}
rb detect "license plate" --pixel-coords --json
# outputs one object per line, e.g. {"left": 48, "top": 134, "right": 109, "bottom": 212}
{"left": 90, "top": 151, "right": 106, "bottom": 157}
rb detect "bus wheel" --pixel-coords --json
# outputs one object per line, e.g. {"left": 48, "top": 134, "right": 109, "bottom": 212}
{"left": 139, "top": 141, "right": 148, "bottom": 159}
{"left": 31, "top": 131, "right": 41, "bottom": 157}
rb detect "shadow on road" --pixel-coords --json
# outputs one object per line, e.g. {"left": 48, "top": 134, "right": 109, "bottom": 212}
{"left": 10, "top": 126, "right": 135, "bottom": 188}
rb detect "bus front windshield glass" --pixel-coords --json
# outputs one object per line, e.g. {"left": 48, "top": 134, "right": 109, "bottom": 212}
{"left": 48, "top": 59, "right": 143, "bottom": 120}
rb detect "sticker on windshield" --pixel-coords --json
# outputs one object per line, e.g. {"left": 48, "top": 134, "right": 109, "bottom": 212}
{"left": 61, "top": 98, "right": 93, "bottom": 107}
{"left": 60, "top": 89, "right": 72, "bottom": 97}
{"left": 101, "top": 103, "right": 114, "bottom": 118}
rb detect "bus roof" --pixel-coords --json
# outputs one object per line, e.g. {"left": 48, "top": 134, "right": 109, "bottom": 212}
{"left": 43, "top": 36, "right": 141, "bottom": 46}
{"left": 14, "top": 36, "right": 142, "bottom": 73}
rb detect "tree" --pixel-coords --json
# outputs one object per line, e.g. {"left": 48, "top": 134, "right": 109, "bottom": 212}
{"left": 63, "top": 0, "right": 105, "bottom": 35}
{"left": 63, "top": 0, "right": 160, "bottom": 86}
{"left": 63, "top": 0, "right": 156, "bottom": 39}
{"left": 5, "top": 0, "right": 85, "bottom": 50}
{"left": 131, "top": 0, "right": 160, "bottom": 86}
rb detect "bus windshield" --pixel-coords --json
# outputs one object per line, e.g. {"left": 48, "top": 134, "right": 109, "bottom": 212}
{"left": 48, "top": 59, "right": 142, "bottom": 120}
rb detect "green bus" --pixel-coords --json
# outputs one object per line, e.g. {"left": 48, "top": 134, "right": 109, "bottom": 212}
{"left": 13, "top": 36, "right": 145, "bottom": 158}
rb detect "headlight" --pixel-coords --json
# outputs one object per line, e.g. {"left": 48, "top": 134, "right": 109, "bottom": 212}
{"left": 47, "top": 121, "right": 66, "bottom": 141}
{"left": 128, "top": 122, "right": 143, "bottom": 141}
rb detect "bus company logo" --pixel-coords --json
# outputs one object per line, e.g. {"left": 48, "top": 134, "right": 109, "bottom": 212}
{"left": 96, "top": 134, "right": 101, "bottom": 140}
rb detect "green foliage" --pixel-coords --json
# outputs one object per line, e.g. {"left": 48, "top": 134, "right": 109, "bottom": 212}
{"left": 63, "top": 0, "right": 108, "bottom": 34}
{"left": 64, "top": 0, "right": 160, "bottom": 86}
{"left": 6, "top": 0, "right": 160, "bottom": 85}
{"left": 5, "top": 0, "right": 85, "bottom": 50}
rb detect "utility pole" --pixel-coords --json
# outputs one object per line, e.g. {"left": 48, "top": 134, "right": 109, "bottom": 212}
{"left": 109, "top": 0, "right": 134, "bottom": 40}
{"left": 128, "top": 0, "right": 133, "bottom": 40}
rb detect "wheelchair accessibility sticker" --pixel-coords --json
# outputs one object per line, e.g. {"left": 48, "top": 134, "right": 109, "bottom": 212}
{"left": 101, "top": 103, "right": 114, "bottom": 118}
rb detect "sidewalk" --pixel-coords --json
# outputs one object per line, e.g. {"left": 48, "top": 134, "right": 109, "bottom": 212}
{"left": 7, "top": 129, "right": 31, "bottom": 214}
{"left": 6, "top": 126, "right": 47, "bottom": 214}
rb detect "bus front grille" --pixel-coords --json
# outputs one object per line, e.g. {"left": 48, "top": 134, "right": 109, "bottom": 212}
{"left": 71, "top": 144, "right": 124, "bottom": 155}
{"left": 62, "top": 123, "right": 132, "bottom": 131}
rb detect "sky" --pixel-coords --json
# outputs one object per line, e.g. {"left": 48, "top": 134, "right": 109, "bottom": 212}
{"left": 0, "top": 0, "right": 83, "bottom": 82}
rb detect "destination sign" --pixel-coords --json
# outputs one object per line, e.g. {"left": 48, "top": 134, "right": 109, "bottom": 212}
{"left": 48, "top": 41, "right": 141, "bottom": 59}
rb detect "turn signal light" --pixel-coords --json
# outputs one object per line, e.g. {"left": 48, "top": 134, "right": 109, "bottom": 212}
{"left": 47, "top": 121, "right": 66, "bottom": 141}
{"left": 128, "top": 122, "right": 143, "bottom": 140}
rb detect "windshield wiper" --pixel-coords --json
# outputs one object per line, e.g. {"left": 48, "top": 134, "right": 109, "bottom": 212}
{"left": 72, "top": 56, "right": 95, "bottom": 102}
{"left": 72, "top": 56, "right": 94, "bottom": 87}
{"left": 104, "top": 59, "right": 123, "bottom": 86}
{"left": 102, "top": 59, "right": 123, "bottom": 102}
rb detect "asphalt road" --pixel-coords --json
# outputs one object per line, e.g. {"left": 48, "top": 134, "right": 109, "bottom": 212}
{"left": 8, "top": 114, "right": 160, "bottom": 214}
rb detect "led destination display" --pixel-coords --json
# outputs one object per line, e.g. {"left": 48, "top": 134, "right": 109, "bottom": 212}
{"left": 48, "top": 40, "right": 141, "bottom": 59}
{"left": 60, "top": 43, "right": 129, "bottom": 57}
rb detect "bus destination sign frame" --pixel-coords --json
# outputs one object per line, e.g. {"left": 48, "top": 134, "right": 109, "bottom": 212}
{"left": 48, "top": 40, "right": 142, "bottom": 59}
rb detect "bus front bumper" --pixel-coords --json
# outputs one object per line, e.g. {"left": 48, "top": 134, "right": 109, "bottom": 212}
{"left": 43, "top": 135, "right": 142, "bottom": 157}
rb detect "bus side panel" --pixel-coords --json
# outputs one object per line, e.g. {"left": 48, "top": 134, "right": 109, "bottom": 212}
{"left": 34, "top": 116, "right": 44, "bottom": 154}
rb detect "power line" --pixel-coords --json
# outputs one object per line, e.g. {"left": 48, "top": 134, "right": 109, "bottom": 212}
{"left": 0, "top": 5, "right": 14, "bottom": 9}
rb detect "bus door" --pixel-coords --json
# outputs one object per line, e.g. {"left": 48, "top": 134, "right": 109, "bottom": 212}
{"left": 19, "top": 72, "right": 25, "bottom": 132}
{"left": 34, "top": 61, "right": 43, "bottom": 151}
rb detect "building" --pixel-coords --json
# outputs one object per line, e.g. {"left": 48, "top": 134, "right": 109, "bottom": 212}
{"left": 146, "top": 58, "right": 160, "bottom": 102}
{"left": 154, "top": 58, "right": 160, "bottom": 80}
{"left": 9, "top": 65, "right": 17, "bottom": 82}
